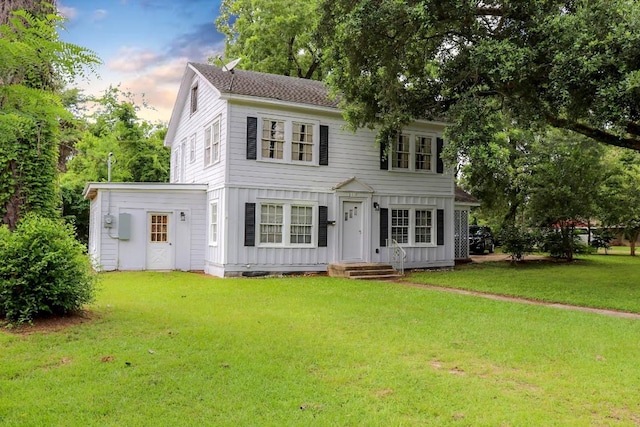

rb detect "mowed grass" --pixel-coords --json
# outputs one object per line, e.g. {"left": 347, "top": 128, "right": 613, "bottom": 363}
{"left": 409, "top": 254, "right": 640, "bottom": 313}
{"left": 1, "top": 265, "right": 640, "bottom": 425}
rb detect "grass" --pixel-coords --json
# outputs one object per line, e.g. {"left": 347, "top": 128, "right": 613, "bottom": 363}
{"left": 1, "top": 260, "right": 640, "bottom": 425}
{"left": 409, "top": 253, "right": 640, "bottom": 312}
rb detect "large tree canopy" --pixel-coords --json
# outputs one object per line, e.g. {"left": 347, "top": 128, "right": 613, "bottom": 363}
{"left": 319, "top": 0, "right": 640, "bottom": 150}
{"left": 215, "top": 0, "right": 323, "bottom": 80}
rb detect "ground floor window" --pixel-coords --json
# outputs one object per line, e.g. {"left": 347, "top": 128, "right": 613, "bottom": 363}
{"left": 209, "top": 202, "right": 218, "bottom": 245}
{"left": 259, "top": 202, "right": 315, "bottom": 246}
{"left": 391, "top": 207, "right": 435, "bottom": 246}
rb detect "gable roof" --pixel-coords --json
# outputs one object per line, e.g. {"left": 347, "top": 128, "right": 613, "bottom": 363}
{"left": 190, "top": 62, "right": 340, "bottom": 109}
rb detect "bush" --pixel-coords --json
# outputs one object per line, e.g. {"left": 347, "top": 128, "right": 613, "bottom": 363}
{"left": 591, "top": 229, "right": 613, "bottom": 253}
{"left": 0, "top": 214, "right": 97, "bottom": 324}
{"left": 499, "top": 226, "right": 536, "bottom": 261}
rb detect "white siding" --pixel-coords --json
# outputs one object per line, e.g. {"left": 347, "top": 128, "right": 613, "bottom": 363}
{"left": 225, "top": 103, "right": 453, "bottom": 197}
{"left": 91, "top": 187, "right": 207, "bottom": 272}
{"left": 169, "top": 74, "right": 228, "bottom": 187}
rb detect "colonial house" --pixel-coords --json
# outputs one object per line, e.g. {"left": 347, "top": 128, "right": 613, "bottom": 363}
{"left": 84, "top": 63, "right": 476, "bottom": 277}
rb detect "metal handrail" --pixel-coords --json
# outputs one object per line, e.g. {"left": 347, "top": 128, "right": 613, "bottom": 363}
{"left": 387, "top": 239, "right": 406, "bottom": 275}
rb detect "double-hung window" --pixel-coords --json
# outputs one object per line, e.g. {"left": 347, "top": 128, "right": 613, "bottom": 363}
{"left": 392, "top": 134, "right": 410, "bottom": 169}
{"left": 415, "top": 136, "right": 432, "bottom": 171}
{"left": 292, "top": 122, "right": 314, "bottom": 162}
{"left": 204, "top": 118, "right": 220, "bottom": 166}
{"left": 190, "top": 84, "right": 198, "bottom": 114}
{"left": 391, "top": 207, "right": 435, "bottom": 246}
{"left": 259, "top": 202, "right": 315, "bottom": 246}
{"left": 388, "top": 132, "right": 436, "bottom": 172}
{"left": 209, "top": 202, "right": 218, "bottom": 245}
{"left": 258, "top": 117, "right": 317, "bottom": 164}
{"left": 261, "top": 119, "right": 285, "bottom": 160}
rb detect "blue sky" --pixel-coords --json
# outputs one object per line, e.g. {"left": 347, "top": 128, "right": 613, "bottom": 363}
{"left": 57, "top": 0, "right": 226, "bottom": 122}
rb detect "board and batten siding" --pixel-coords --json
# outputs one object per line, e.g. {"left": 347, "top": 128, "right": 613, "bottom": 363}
{"left": 225, "top": 102, "right": 453, "bottom": 197}
{"left": 169, "top": 73, "right": 228, "bottom": 188}
{"left": 219, "top": 186, "right": 334, "bottom": 276}
{"left": 90, "top": 188, "right": 206, "bottom": 272}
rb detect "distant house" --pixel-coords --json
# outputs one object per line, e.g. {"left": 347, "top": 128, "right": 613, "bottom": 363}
{"left": 84, "top": 63, "right": 475, "bottom": 276}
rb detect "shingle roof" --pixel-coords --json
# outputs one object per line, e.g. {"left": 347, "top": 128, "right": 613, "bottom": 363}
{"left": 455, "top": 186, "right": 479, "bottom": 204}
{"left": 190, "top": 62, "right": 340, "bottom": 109}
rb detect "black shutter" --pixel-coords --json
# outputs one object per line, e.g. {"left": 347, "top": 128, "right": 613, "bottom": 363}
{"left": 318, "top": 206, "right": 328, "bottom": 247}
{"left": 380, "top": 141, "right": 388, "bottom": 170}
{"left": 246, "top": 117, "right": 257, "bottom": 160}
{"left": 319, "top": 125, "right": 329, "bottom": 166}
{"left": 436, "top": 209, "right": 445, "bottom": 246}
{"left": 436, "top": 137, "right": 444, "bottom": 174}
{"left": 244, "top": 203, "right": 256, "bottom": 246}
{"left": 380, "top": 208, "right": 389, "bottom": 247}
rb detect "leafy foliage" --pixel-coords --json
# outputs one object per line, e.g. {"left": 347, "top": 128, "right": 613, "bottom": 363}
{"left": 318, "top": 0, "right": 640, "bottom": 150}
{"left": 0, "top": 214, "right": 97, "bottom": 324}
{"left": 215, "top": 0, "right": 324, "bottom": 79}
{"left": 499, "top": 225, "right": 536, "bottom": 261}
{"left": 0, "top": 8, "right": 99, "bottom": 229}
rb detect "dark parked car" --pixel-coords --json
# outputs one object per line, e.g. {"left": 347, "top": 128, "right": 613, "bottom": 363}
{"left": 469, "top": 225, "right": 495, "bottom": 254}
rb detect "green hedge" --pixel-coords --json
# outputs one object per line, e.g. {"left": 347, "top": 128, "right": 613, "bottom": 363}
{"left": 0, "top": 214, "right": 97, "bottom": 324}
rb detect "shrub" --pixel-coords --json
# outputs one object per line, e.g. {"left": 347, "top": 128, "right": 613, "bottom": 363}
{"left": 0, "top": 214, "right": 97, "bottom": 324}
{"left": 591, "top": 229, "right": 613, "bottom": 253}
{"left": 499, "top": 225, "right": 536, "bottom": 261}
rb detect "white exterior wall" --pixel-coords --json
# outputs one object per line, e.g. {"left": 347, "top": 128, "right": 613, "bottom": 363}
{"left": 225, "top": 102, "right": 453, "bottom": 196}
{"left": 88, "top": 187, "right": 206, "bottom": 272}
{"left": 169, "top": 74, "right": 228, "bottom": 188}
{"left": 207, "top": 101, "right": 455, "bottom": 275}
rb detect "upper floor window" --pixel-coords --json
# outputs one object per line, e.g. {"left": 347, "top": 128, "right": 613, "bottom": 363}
{"left": 387, "top": 132, "right": 437, "bottom": 172}
{"left": 255, "top": 117, "right": 319, "bottom": 164}
{"left": 292, "top": 122, "right": 314, "bottom": 162}
{"left": 261, "top": 119, "right": 285, "bottom": 160}
{"left": 415, "top": 136, "right": 432, "bottom": 171}
{"left": 189, "top": 135, "right": 196, "bottom": 163}
{"left": 190, "top": 84, "right": 198, "bottom": 114}
{"left": 204, "top": 119, "right": 220, "bottom": 166}
{"left": 392, "top": 134, "right": 410, "bottom": 169}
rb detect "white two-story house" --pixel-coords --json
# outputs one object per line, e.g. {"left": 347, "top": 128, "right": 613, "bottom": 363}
{"left": 84, "top": 63, "right": 475, "bottom": 277}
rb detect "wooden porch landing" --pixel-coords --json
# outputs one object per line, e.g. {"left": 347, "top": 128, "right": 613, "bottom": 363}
{"left": 328, "top": 263, "right": 402, "bottom": 280}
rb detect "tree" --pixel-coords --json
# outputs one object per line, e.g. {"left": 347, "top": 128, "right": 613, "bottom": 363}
{"left": 215, "top": 0, "right": 324, "bottom": 80}
{"left": 318, "top": 0, "right": 640, "bottom": 151}
{"left": 0, "top": 0, "right": 54, "bottom": 24}
{"left": 597, "top": 149, "right": 640, "bottom": 255}
{"left": 60, "top": 88, "right": 170, "bottom": 242}
{"left": 524, "top": 130, "right": 606, "bottom": 261}
{"left": 0, "top": 8, "right": 99, "bottom": 230}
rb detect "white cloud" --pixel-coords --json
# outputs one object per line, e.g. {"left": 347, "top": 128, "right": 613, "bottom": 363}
{"left": 57, "top": 4, "right": 78, "bottom": 21}
{"left": 108, "top": 47, "right": 162, "bottom": 73}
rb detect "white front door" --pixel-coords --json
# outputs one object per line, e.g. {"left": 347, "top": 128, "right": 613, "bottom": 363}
{"left": 146, "top": 213, "right": 174, "bottom": 270}
{"left": 342, "top": 201, "right": 364, "bottom": 261}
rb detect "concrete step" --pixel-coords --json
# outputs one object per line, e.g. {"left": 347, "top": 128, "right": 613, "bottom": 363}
{"left": 328, "top": 262, "right": 402, "bottom": 279}
{"left": 349, "top": 273, "right": 403, "bottom": 280}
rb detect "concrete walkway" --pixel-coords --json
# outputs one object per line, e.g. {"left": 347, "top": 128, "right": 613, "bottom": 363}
{"left": 399, "top": 281, "right": 640, "bottom": 319}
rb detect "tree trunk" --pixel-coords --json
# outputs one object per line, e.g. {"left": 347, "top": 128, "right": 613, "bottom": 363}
{"left": 0, "top": 0, "right": 56, "bottom": 24}
{"left": 630, "top": 230, "right": 639, "bottom": 256}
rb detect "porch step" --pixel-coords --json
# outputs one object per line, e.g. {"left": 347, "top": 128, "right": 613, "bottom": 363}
{"left": 328, "top": 263, "right": 403, "bottom": 280}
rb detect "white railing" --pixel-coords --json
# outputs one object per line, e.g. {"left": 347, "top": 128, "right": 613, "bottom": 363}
{"left": 387, "top": 239, "right": 406, "bottom": 275}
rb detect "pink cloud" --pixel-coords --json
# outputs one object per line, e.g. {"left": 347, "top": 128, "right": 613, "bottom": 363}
{"left": 107, "top": 48, "right": 162, "bottom": 73}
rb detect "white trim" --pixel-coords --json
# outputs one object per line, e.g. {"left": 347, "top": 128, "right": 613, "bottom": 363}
{"left": 255, "top": 200, "right": 318, "bottom": 248}
{"left": 389, "top": 205, "right": 438, "bottom": 248}
{"left": 209, "top": 201, "right": 218, "bottom": 246}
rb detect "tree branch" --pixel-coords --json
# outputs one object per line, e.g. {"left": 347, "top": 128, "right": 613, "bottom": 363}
{"left": 546, "top": 115, "right": 640, "bottom": 151}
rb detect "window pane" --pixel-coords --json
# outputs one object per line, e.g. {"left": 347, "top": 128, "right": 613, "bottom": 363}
{"left": 415, "top": 136, "right": 432, "bottom": 170}
{"left": 391, "top": 209, "right": 409, "bottom": 243}
{"left": 260, "top": 204, "right": 283, "bottom": 243}
{"left": 210, "top": 203, "right": 218, "bottom": 244}
{"left": 392, "top": 134, "right": 410, "bottom": 169}
{"left": 292, "top": 122, "right": 314, "bottom": 162}
{"left": 261, "top": 119, "right": 284, "bottom": 159}
{"left": 415, "top": 210, "right": 432, "bottom": 243}
{"left": 290, "top": 205, "right": 313, "bottom": 244}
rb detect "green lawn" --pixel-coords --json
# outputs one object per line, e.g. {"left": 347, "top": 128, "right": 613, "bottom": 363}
{"left": 2, "top": 260, "right": 640, "bottom": 425}
{"left": 409, "top": 253, "right": 640, "bottom": 312}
